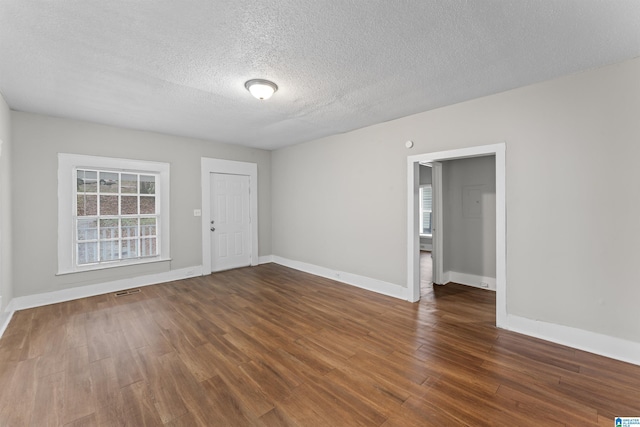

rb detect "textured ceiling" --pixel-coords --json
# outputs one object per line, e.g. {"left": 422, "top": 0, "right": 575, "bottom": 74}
{"left": 1, "top": 1, "right": 640, "bottom": 150}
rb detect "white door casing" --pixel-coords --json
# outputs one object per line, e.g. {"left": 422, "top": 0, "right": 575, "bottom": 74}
{"left": 0, "top": 139, "right": 2, "bottom": 309}
{"left": 201, "top": 158, "right": 258, "bottom": 275}
{"left": 407, "top": 143, "right": 506, "bottom": 327}
{"left": 431, "top": 162, "right": 444, "bottom": 285}
{"left": 210, "top": 173, "right": 251, "bottom": 271}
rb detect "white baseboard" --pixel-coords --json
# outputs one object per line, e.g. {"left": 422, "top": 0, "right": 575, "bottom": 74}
{"left": 443, "top": 270, "right": 496, "bottom": 291}
{"left": 6, "top": 265, "right": 203, "bottom": 313}
{"left": 258, "top": 255, "right": 274, "bottom": 264}
{"left": 271, "top": 256, "right": 408, "bottom": 300}
{"left": 506, "top": 314, "right": 640, "bottom": 367}
{"left": 3, "top": 259, "right": 638, "bottom": 367}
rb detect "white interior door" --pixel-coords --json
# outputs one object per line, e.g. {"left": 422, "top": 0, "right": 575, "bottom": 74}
{"left": 210, "top": 173, "right": 251, "bottom": 272}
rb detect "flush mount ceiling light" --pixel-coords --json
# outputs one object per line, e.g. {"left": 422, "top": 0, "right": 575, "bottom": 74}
{"left": 245, "top": 79, "right": 278, "bottom": 100}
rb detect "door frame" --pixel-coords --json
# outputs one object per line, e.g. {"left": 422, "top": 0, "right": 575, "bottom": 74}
{"left": 407, "top": 143, "right": 506, "bottom": 327}
{"left": 431, "top": 161, "right": 444, "bottom": 285}
{"left": 0, "top": 139, "right": 3, "bottom": 310}
{"left": 201, "top": 158, "right": 258, "bottom": 275}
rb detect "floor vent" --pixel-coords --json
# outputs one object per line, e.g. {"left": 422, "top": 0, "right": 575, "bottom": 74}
{"left": 115, "top": 288, "right": 141, "bottom": 297}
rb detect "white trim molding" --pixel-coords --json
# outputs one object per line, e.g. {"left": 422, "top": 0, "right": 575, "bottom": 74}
{"left": 271, "top": 256, "right": 408, "bottom": 300}
{"left": 2, "top": 256, "right": 638, "bottom": 367}
{"left": 443, "top": 271, "right": 496, "bottom": 291}
{"left": 7, "top": 265, "right": 202, "bottom": 313}
{"left": 431, "top": 161, "right": 443, "bottom": 286}
{"left": 258, "top": 255, "right": 274, "bottom": 264}
{"left": 57, "top": 153, "right": 171, "bottom": 274}
{"left": 506, "top": 315, "right": 640, "bottom": 367}
{"left": 201, "top": 158, "right": 258, "bottom": 275}
{"left": 267, "top": 255, "right": 639, "bottom": 366}
{"left": 407, "top": 143, "right": 506, "bottom": 326}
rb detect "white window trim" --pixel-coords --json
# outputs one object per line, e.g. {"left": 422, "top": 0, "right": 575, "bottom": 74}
{"left": 58, "top": 153, "right": 171, "bottom": 275}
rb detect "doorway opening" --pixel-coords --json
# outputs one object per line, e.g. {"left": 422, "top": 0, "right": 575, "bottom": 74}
{"left": 417, "top": 163, "right": 434, "bottom": 293}
{"left": 407, "top": 143, "right": 506, "bottom": 327}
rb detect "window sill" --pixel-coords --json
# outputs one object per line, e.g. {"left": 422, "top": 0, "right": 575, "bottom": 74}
{"left": 56, "top": 257, "right": 171, "bottom": 276}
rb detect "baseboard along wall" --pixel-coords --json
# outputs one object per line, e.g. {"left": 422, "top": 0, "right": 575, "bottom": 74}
{"left": 443, "top": 270, "right": 497, "bottom": 291}
{"left": 0, "top": 265, "right": 202, "bottom": 337}
{"left": 0, "top": 256, "right": 638, "bottom": 367}
{"left": 269, "top": 255, "right": 408, "bottom": 300}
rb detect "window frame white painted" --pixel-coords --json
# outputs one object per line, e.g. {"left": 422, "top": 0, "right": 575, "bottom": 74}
{"left": 58, "top": 153, "right": 171, "bottom": 274}
{"left": 201, "top": 158, "right": 258, "bottom": 275}
{"left": 407, "top": 143, "right": 506, "bottom": 328}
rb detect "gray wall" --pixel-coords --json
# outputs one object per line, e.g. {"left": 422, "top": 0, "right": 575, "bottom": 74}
{"left": 272, "top": 57, "right": 640, "bottom": 344}
{"left": 442, "top": 156, "right": 496, "bottom": 279}
{"left": 11, "top": 112, "right": 271, "bottom": 297}
{"left": 419, "top": 164, "right": 432, "bottom": 185}
{"left": 0, "top": 92, "right": 12, "bottom": 312}
{"left": 272, "top": 130, "right": 407, "bottom": 285}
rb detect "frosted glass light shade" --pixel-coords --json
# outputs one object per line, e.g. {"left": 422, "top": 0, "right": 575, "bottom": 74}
{"left": 245, "top": 79, "right": 278, "bottom": 100}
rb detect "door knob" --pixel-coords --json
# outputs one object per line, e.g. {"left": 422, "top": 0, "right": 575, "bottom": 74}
{"left": 210, "top": 227, "right": 215, "bottom": 232}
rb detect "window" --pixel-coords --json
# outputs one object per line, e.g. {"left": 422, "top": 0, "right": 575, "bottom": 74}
{"left": 420, "top": 185, "right": 432, "bottom": 236}
{"left": 58, "top": 154, "right": 170, "bottom": 274}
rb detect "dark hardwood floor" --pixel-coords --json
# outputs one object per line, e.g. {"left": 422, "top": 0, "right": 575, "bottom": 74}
{"left": 0, "top": 261, "right": 638, "bottom": 426}
{"left": 420, "top": 250, "right": 433, "bottom": 288}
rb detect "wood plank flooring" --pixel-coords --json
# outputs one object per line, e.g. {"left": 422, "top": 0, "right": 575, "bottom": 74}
{"left": 1, "top": 262, "right": 639, "bottom": 426}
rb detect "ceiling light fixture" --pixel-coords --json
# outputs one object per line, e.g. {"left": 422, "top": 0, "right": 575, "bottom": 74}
{"left": 245, "top": 79, "right": 278, "bottom": 100}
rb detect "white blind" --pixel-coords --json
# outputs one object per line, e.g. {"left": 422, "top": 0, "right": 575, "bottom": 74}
{"left": 420, "top": 186, "right": 432, "bottom": 234}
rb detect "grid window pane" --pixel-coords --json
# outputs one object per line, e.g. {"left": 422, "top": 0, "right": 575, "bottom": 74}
{"left": 121, "top": 174, "right": 138, "bottom": 194}
{"left": 100, "top": 219, "right": 119, "bottom": 239}
{"left": 141, "top": 238, "right": 157, "bottom": 257}
{"left": 73, "top": 166, "right": 161, "bottom": 267}
{"left": 100, "top": 195, "right": 118, "bottom": 215}
{"left": 121, "top": 239, "right": 138, "bottom": 259}
{"left": 77, "top": 219, "right": 98, "bottom": 241}
{"left": 77, "top": 195, "right": 97, "bottom": 216}
{"left": 121, "top": 196, "right": 138, "bottom": 215}
{"left": 140, "top": 218, "right": 156, "bottom": 236}
{"left": 77, "top": 242, "right": 98, "bottom": 264}
{"left": 121, "top": 218, "right": 138, "bottom": 238}
{"left": 140, "top": 196, "right": 155, "bottom": 214}
{"left": 99, "top": 172, "right": 118, "bottom": 193}
{"left": 100, "top": 241, "right": 120, "bottom": 261}
{"left": 77, "top": 170, "right": 97, "bottom": 192}
{"left": 140, "top": 175, "right": 155, "bottom": 194}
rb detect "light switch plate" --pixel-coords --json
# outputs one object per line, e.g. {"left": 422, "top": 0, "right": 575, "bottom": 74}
{"left": 193, "top": 209, "right": 201, "bottom": 217}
